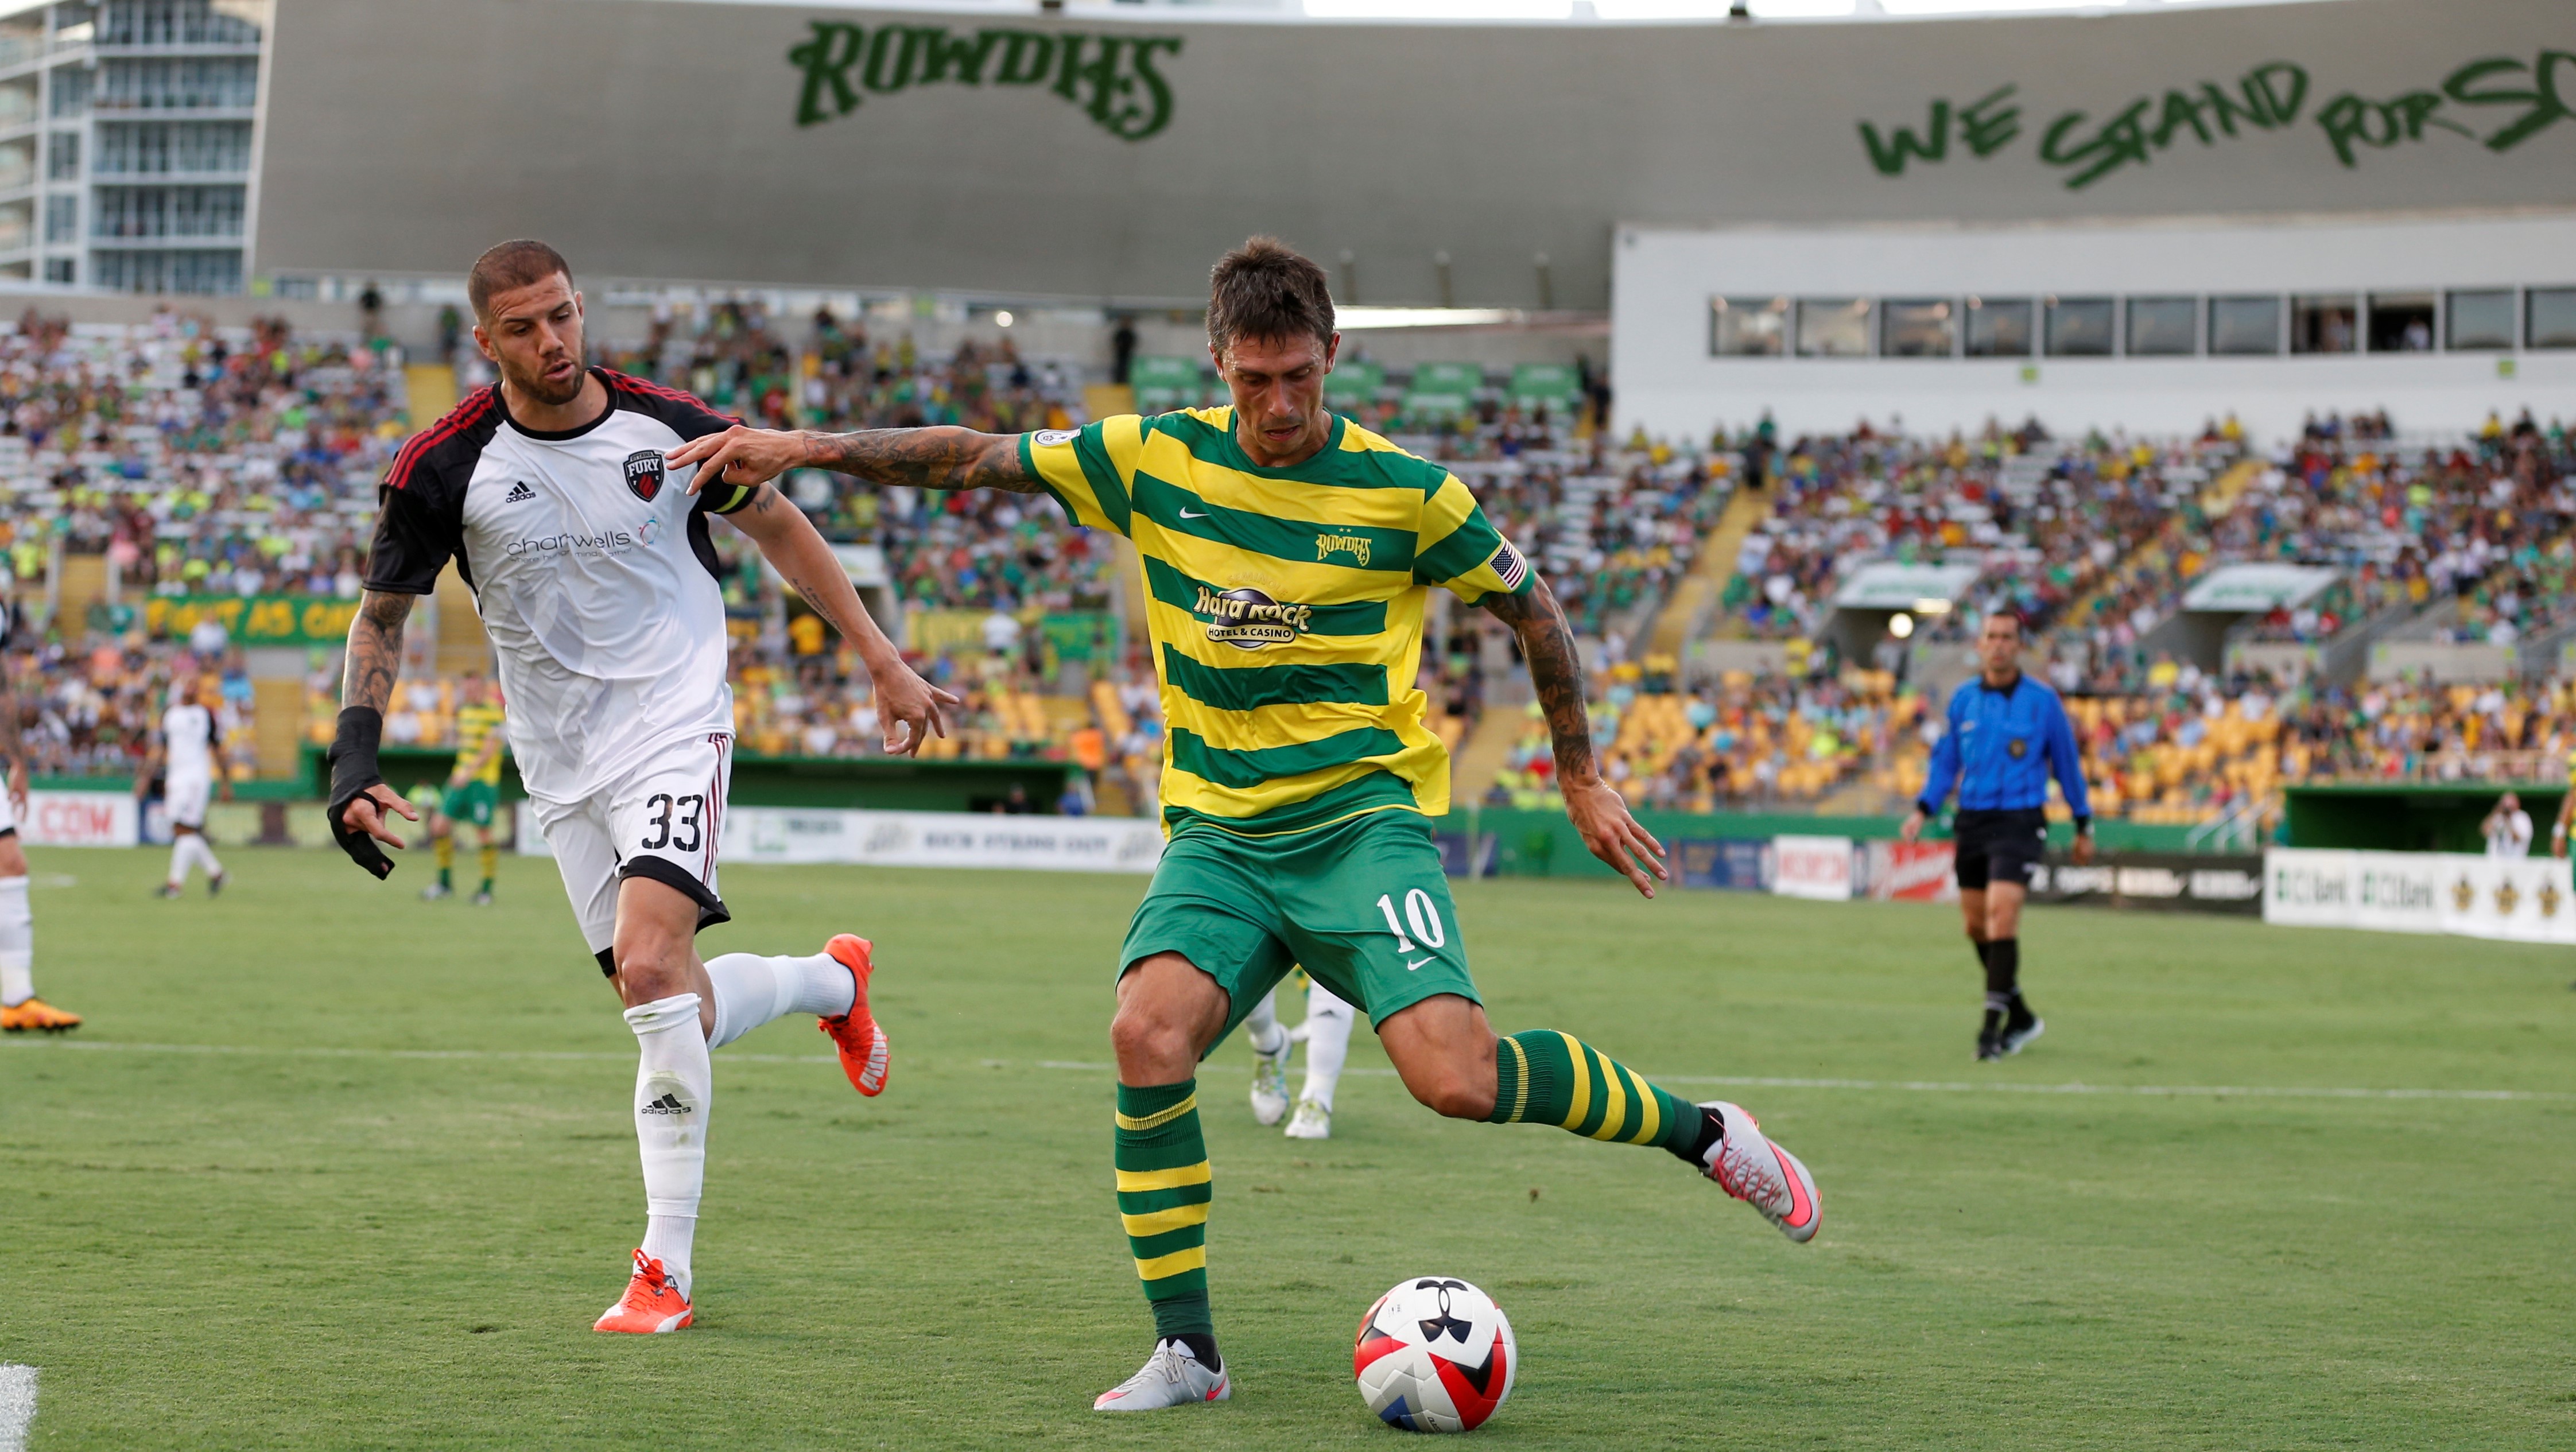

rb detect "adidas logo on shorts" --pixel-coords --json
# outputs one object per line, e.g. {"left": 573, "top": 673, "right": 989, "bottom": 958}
{"left": 505, "top": 481, "right": 537, "bottom": 503}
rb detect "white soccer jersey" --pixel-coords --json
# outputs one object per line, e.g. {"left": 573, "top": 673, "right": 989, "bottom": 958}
{"left": 364, "top": 369, "right": 759, "bottom": 805}
{"left": 162, "top": 702, "right": 216, "bottom": 781}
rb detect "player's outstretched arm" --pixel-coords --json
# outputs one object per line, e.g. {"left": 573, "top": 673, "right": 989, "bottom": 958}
{"left": 1483, "top": 579, "right": 1668, "bottom": 899}
{"left": 665, "top": 425, "right": 1041, "bottom": 495}
{"left": 326, "top": 589, "right": 421, "bottom": 878}
{"left": 721, "top": 482, "right": 963, "bottom": 755}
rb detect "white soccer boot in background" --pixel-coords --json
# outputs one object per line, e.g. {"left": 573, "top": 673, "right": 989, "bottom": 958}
{"left": 1093, "top": 1340, "right": 1229, "bottom": 1411}
{"left": 1283, "top": 1097, "right": 1331, "bottom": 1139}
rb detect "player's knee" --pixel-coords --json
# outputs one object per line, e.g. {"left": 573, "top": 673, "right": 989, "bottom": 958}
{"left": 1108, "top": 1004, "right": 1193, "bottom": 1077}
{"left": 1408, "top": 1067, "right": 1496, "bottom": 1121}
{"left": 608, "top": 938, "right": 690, "bottom": 1005}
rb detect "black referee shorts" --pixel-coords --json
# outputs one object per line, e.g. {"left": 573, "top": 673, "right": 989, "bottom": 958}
{"left": 1952, "top": 808, "right": 2048, "bottom": 891}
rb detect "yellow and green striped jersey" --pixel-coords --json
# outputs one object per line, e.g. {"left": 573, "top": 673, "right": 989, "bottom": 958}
{"left": 454, "top": 701, "right": 507, "bottom": 786}
{"left": 1024, "top": 407, "right": 1533, "bottom": 833}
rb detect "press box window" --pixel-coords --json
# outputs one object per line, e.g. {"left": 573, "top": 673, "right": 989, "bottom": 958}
{"left": 1794, "top": 298, "right": 1871, "bottom": 358}
{"left": 2291, "top": 295, "right": 2358, "bottom": 354}
{"left": 2366, "top": 293, "right": 2436, "bottom": 352}
{"left": 2446, "top": 290, "right": 2515, "bottom": 351}
{"left": 1964, "top": 297, "right": 2031, "bottom": 357}
{"left": 1879, "top": 299, "right": 1954, "bottom": 358}
{"left": 1709, "top": 296, "right": 1786, "bottom": 357}
{"left": 2125, "top": 297, "right": 2197, "bottom": 356}
{"left": 2043, "top": 297, "right": 2114, "bottom": 356}
{"left": 2208, "top": 297, "right": 2281, "bottom": 355}
{"left": 2527, "top": 289, "right": 2576, "bottom": 350}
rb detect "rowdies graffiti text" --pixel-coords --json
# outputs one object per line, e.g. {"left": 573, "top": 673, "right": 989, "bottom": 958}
{"left": 789, "top": 21, "right": 1182, "bottom": 141}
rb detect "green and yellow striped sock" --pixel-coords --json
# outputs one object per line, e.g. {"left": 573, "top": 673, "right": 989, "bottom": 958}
{"left": 1115, "top": 1080, "right": 1213, "bottom": 1341}
{"left": 1487, "top": 1030, "right": 1713, "bottom": 1160}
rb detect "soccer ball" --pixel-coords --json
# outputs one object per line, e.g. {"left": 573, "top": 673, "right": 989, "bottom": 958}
{"left": 1352, "top": 1276, "right": 1515, "bottom": 1432}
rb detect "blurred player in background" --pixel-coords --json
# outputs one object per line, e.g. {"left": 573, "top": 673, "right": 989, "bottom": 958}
{"left": 142, "top": 673, "right": 231, "bottom": 899}
{"left": 422, "top": 672, "right": 507, "bottom": 904}
{"left": 0, "top": 664, "right": 75, "bottom": 1032}
{"left": 1902, "top": 611, "right": 2093, "bottom": 1061}
{"left": 1242, "top": 972, "right": 1357, "bottom": 1139}
{"left": 325, "top": 239, "right": 954, "bottom": 1335}
{"left": 670, "top": 236, "right": 1821, "bottom": 1412}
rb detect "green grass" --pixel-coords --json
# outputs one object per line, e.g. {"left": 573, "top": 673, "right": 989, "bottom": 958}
{"left": 5, "top": 847, "right": 2573, "bottom": 1450}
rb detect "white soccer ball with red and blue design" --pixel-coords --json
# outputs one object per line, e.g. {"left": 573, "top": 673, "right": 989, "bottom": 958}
{"left": 1352, "top": 1276, "right": 1515, "bottom": 1432}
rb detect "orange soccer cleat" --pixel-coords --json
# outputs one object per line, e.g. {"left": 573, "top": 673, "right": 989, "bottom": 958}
{"left": 816, "top": 934, "right": 889, "bottom": 1097}
{"left": 593, "top": 1249, "right": 692, "bottom": 1334}
{"left": 0, "top": 997, "right": 80, "bottom": 1033}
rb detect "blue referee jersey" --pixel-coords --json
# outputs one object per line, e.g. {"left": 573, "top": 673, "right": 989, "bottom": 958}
{"left": 1918, "top": 672, "right": 2092, "bottom": 825}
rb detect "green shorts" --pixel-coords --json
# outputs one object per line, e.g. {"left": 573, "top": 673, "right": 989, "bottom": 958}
{"left": 1119, "top": 807, "right": 1479, "bottom": 1052}
{"left": 441, "top": 781, "right": 499, "bottom": 829}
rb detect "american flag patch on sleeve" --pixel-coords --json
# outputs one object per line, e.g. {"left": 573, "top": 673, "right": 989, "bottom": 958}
{"left": 1492, "top": 542, "right": 1530, "bottom": 591}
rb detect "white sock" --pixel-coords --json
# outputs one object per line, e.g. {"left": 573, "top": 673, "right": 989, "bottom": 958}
{"left": 0, "top": 875, "right": 31, "bottom": 1007}
{"left": 167, "top": 837, "right": 192, "bottom": 884}
{"left": 702, "top": 950, "right": 855, "bottom": 1050}
{"left": 195, "top": 836, "right": 224, "bottom": 880}
{"left": 1299, "top": 983, "right": 1356, "bottom": 1112}
{"left": 1244, "top": 989, "right": 1286, "bottom": 1056}
{"left": 625, "top": 992, "right": 711, "bottom": 1298}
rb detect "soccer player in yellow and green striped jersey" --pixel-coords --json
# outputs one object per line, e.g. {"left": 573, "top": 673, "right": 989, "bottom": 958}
{"left": 667, "top": 236, "right": 1824, "bottom": 1411}
{"left": 426, "top": 672, "right": 507, "bottom": 905}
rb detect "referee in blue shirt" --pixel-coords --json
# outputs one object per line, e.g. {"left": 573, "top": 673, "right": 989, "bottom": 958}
{"left": 1901, "top": 612, "right": 2095, "bottom": 1061}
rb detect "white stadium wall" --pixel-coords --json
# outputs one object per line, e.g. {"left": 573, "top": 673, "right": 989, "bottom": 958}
{"left": 253, "top": 0, "right": 2574, "bottom": 312}
{"left": 1611, "top": 212, "right": 2576, "bottom": 442}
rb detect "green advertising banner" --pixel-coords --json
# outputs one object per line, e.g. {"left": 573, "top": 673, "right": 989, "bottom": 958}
{"left": 1323, "top": 360, "right": 1384, "bottom": 402}
{"left": 145, "top": 595, "right": 363, "bottom": 647}
{"left": 1509, "top": 362, "right": 1580, "bottom": 401}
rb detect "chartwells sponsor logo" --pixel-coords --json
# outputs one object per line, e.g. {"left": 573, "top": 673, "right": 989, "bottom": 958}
{"left": 1315, "top": 531, "right": 1372, "bottom": 567}
{"left": 1196, "top": 585, "right": 1311, "bottom": 650}
{"left": 789, "top": 21, "right": 1182, "bottom": 141}
{"left": 506, "top": 519, "right": 659, "bottom": 558}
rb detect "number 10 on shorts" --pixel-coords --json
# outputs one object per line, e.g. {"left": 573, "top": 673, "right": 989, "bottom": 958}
{"left": 1376, "top": 889, "right": 1446, "bottom": 958}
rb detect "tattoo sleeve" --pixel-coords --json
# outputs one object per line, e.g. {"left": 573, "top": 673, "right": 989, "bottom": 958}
{"left": 1482, "top": 579, "right": 1599, "bottom": 789}
{"left": 804, "top": 427, "right": 1041, "bottom": 494}
{"left": 341, "top": 590, "right": 414, "bottom": 713}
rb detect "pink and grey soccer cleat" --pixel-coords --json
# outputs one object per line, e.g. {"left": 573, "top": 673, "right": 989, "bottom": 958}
{"left": 1697, "top": 1100, "right": 1820, "bottom": 1243}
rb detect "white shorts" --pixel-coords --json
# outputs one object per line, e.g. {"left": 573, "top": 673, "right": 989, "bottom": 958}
{"left": 530, "top": 731, "right": 733, "bottom": 969}
{"left": 166, "top": 771, "right": 212, "bottom": 830}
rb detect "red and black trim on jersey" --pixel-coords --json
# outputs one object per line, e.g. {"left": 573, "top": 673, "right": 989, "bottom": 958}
{"left": 363, "top": 367, "right": 758, "bottom": 596}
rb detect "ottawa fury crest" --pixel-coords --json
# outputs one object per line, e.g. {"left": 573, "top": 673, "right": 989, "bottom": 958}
{"left": 623, "top": 449, "right": 666, "bottom": 502}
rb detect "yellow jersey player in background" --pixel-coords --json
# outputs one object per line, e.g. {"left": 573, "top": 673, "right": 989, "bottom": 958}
{"left": 669, "top": 236, "right": 1821, "bottom": 1412}
{"left": 422, "top": 671, "right": 507, "bottom": 905}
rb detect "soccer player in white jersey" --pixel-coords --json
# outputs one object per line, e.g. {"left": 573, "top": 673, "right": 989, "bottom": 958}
{"left": 142, "top": 673, "right": 230, "bottom": 899}
{"left": 1242, "top": 975, "right": 1358, "bottom": 1139}
{"left": 324, "top": 240, "right": 957, "bottom": 1334}
{"left": 0, "top": 663, "right": 75, "bottom": 1033}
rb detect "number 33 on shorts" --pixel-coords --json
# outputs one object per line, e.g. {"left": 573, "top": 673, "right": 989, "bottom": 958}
{"left": 1375, "top": 887, "right": 1449, "bottom": 970}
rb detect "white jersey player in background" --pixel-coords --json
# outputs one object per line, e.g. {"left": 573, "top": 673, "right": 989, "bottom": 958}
{"left": 325, "top": 239, "right": 958, "bottom": 1334}
{"left": 1242, "top": 975, "right": 1360, "bottom": 1139}
{"left": 142, "top": 673, "right": 231, "bottom": 898}
{"left": 0, "top": 662, "right": 75, "bottom": 1032}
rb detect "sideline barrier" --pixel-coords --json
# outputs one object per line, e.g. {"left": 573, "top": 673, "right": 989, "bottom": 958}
{"left": 21, "top": 791, "right": 141, "bottom": 848}
{"left": 2263, "top": 848, "right": 2576, "bottom": 944}
{"left": 517, "top": 803, "right": 1165, "bottom": 874}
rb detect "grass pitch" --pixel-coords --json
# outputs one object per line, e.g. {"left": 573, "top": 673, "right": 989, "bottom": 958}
{"left": 5, "top": 846, "right": 2573, "bottom": 1450}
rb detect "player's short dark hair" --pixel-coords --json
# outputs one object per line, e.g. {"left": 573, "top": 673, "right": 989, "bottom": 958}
{"left": 468, "top": 239, "right": 573, "bottom": 321}
{"left": 1984, "top": 608, "right": 2026, "bottom": 638}
{"left": 1206, "top": 237, "right": 1334, "bottom": 359}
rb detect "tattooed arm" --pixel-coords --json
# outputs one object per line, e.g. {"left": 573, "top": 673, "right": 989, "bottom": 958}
{"left": 1482, "top": 577, "right": 1668, "bottom": 898}
{"left": 721, "top": 481, "right": 961, "bottom": 754}
{"left": 665, "top": 424, "right": 1041, "bottom": 496}
{"left": 329, "top": 589, "right": 420, "bottom": 861}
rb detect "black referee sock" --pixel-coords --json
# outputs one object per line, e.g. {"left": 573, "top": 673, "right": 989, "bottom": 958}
{"left": 1984, "top": 938, "right": 2019, "bottom": 999}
